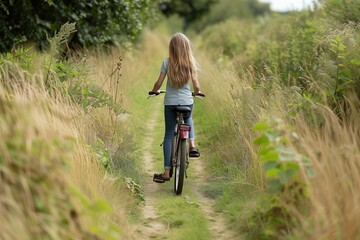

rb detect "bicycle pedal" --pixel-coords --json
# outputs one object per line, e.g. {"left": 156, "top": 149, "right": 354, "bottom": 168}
{"left": 153, "top": 177, "right": 165, "bottom": 183}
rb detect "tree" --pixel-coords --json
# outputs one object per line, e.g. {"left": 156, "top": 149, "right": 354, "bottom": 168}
{"left": 191, "top": 0, "right": 270, "bottom": 31}
{"left": 0, "top": 0, "right": 157, "bottom": 52}
{"left": 159, "top": 0, "right": 217, "bottom": 29}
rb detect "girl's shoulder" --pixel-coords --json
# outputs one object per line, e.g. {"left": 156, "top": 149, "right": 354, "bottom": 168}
{"left": 161, "top": 58, "right": 169, "bottom": 67}
{"left": 163, "top": 58, "right": 169, "bottom": 67}
{"left": 160, "top": 58, "right": 169, "bottom": 73}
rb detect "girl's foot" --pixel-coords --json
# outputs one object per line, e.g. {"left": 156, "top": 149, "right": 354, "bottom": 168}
{"left": 189, "top": 147, "right": 200, "bottom": 158}
{"left": 153, "top": 173, "right": 170, "bottom": 183}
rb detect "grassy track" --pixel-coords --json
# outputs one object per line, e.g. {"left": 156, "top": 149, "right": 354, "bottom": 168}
{"left": 136, "top": 96, "right": 238, "bottom": 240}
{"left": 127, "top": 33, "right": 237, "bottom": 238}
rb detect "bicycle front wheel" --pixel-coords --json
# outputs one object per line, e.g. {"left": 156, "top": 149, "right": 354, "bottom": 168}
{"left": 174, "top": 138, "right": 187, "bottom": 195}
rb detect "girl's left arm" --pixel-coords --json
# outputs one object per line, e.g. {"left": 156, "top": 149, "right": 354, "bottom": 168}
{"left": 151, "top": 72, "right": 166, "bottom": 93}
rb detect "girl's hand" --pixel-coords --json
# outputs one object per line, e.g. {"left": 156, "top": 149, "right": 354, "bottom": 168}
{"left": 192, "top": 91, "right": 206, "bottom": 97}
{"left": 149, "top": 90, "right": 160, "bottom": 95}
{"left": 149, "top": 90, "right": 166, "bottom": 95}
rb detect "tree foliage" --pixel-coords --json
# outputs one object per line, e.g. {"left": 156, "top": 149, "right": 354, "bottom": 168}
{"left": 159, "top": 0, "right": 217, "bottom": 29}
{"left": 190, "top": 0, "right": 270, "bottom": 31}
{"left": 0, "top": 0, "right": 157, "bottom": 52}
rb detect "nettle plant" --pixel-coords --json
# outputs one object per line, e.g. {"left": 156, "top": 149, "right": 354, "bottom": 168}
{"left": 253, "top": 118, "right": 314, "bottom": 195}
{"left": 330, "top": 35, "right": 352, "bottom": 98}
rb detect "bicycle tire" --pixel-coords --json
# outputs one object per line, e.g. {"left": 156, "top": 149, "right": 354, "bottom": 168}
{"left": 174, "top": 138, "right": 187, "bottom": 195}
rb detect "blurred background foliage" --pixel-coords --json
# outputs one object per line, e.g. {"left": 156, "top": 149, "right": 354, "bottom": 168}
{"left": 190, "top": 0, "right": 270, "bottom": 31}
{"left": 0, "top": 0, "right": 272, "bottom": 51}
{"left": 158, "top": 0, "right": 217, "bottom": 29}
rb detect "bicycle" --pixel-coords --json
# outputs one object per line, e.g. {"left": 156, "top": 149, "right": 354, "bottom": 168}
{"left": 148, "top": 90, "right": 205, "bottom": 195}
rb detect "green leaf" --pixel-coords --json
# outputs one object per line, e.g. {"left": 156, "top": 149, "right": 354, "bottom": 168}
{"left": 265, "top": 131, "right": 280, "bottom": 142}
{"left": 258, "top": 146, "right": 274, "bottom": 155}
{"left": 278, "top": 169, "right": 297, "bottom": 184}
{"left": 335, "top": 36, "right": 343, "bottom": 42}
{"left": 266, "top": 168, "right": 280, "bottom": 177}
{"left": 285, "top": 162, "right": 300, "bottom": 171}
{"left": 268, "top": 179, "right": 282, "bottom": 194}
{"left": 253, "top": 122, "right": 270, "bottom": 131}
{"left": 264, "top": 161, "right": 278, "bottom": 171}
{"left": 254, "top": 135, "right": 270, "bottom": 146}
{"left": 279, "top": 152, "right": 295, "bottom": 161}
{"left": 260, "top": 150, "right": 279, "bottom": 162}
{"left": 350, "top": 59, "right": 360, "bottom": 66}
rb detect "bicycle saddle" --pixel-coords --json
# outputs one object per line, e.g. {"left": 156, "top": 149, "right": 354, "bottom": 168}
{"left": 175, "top": 106, "right": 191, "bottom": 113}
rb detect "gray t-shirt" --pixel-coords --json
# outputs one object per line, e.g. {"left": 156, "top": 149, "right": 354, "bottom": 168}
{"left": 160, "top": 58, "right": 194, "bottom": 106}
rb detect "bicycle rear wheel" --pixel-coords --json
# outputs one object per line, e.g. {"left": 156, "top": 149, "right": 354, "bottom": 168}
{"left": 169, "top": 134, "right": 176, "bottom": 178}
{"left": 174, "top": 138, "right": 187, "bottom": 195}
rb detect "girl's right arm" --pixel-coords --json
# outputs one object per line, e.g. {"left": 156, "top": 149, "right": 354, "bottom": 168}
{"left": 192, "top": 77, "right": 201, "bottom": 95}
{"left": 151, "top": 72, "right": 166, "bottom": 93}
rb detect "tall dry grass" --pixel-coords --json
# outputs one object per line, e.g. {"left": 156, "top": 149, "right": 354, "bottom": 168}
{"left": 292, "top": 97, "right": 360, "bottom": 239}
{"left": 194, "top": 21, "right": 360, "bottom": 235}
{"left": 195, "top": 45, "right": 360, "bottom": 238}
{"left": 196, "top": 53, "right": 266, "bottom": 187}
{"left": 0, "top": 48, "right": 138, "bottom": 239}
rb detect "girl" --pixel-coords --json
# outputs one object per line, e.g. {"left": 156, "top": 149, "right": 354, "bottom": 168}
{"left": 150, "top": 32, "right": 202, "bottom": 182}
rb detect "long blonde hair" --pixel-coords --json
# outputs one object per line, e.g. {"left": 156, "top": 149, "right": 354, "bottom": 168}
{"left": 168, "top": 33, "right": 198, "bottom": 88}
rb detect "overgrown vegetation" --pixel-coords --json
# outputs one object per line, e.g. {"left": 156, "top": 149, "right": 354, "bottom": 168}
{"left": 0, "top": 22, "right": 144, "bottom": 239}
{"left": 194, "top": 0, "right": 360, "bottom": 238}
{"left": 1, "top": 0, "right": 360, "bottom": 239}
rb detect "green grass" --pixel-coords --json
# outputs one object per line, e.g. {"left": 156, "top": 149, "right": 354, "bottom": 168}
{"left": 157, "top": 195, "right": 211, "bottom": 240}
{"left": 144, "top": 97, "right": 212, "bottom": 239}
{"left": 118, "top": 41, "right": 213, "bottom": 239}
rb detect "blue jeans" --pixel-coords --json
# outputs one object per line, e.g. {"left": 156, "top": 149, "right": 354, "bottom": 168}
{"left": 163, "top": 104, "right": 194, "bottom": 169}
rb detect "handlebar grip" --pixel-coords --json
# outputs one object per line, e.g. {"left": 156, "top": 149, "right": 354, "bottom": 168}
{"left": 149, "top": 90, "right": 166, "bottom": 95}
{"left": 148, "top": 91, "right": 159, "bottom": 95}
{"left": 193, "top": 92, "right": 206, "bottom": 97}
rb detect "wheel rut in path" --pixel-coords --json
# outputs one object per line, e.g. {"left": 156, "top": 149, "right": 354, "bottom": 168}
{"left": 192, "top": 158, "right": 239, "bottom": 239}
{"left": 135, "top": 102, "right": 167, "bottom": 239}
{"left": 135, "top": 100, "right": 238, "bottom": 239}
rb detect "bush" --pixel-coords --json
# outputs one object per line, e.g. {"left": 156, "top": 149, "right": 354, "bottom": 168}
{"left": 0, "top": 0, "right": 157, "bottom": 51}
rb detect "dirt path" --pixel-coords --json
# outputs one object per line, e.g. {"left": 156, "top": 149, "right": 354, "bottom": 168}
{"left": 135, "top": 100, "right": 238, "bottom": 239}
{"left": 192, "top": 160, "right": 239, "bottom": 239}
{"left": 135, "top": 101, "right": 167, "bottom": 239}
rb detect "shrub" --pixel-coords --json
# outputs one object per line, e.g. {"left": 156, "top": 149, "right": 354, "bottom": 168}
{"left": 0, "top": 0, "right": 157, "bottom": 51}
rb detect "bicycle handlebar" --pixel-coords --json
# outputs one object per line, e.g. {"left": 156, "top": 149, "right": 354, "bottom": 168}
{"left": 148, "top": 90, "right": 206, "bottom": 97}
{"left": 148, "top": 90, "right": 166, "bottom": 95}
{"left": 193, "top": 92, "right": 206, "bottom": 97}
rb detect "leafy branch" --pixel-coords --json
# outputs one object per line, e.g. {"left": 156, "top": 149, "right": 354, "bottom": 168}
{"left": 253, "top": 118, "right": 314, "bottom": 194}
